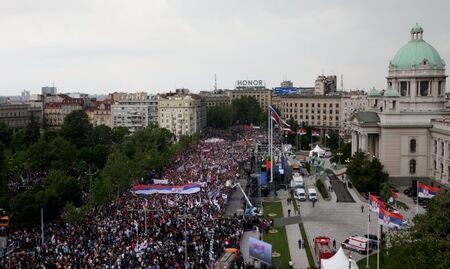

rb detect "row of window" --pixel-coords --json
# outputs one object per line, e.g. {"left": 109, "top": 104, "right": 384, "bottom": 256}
{"left": 284, "top": 109, "right": 340, "bottom": 114}
{"left": 284, "top": 114, "right": 339, "bottom": 121}
{"left": 283, "top": 102, "right": 340, "bottom": 108}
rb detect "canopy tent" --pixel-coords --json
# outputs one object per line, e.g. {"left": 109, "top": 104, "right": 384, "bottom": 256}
{"left": 321, "top": 247, "right": 359, "bottom": 269}
{"left": 309, "top": 145, "right": 325, "bottom": 157}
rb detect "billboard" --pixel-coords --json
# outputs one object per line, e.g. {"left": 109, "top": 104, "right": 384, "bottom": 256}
{"left": 236, "top": 80, "right": 265, "bottom": 88}
{"left": 249, "top": 237, "right": 272, "bottom": 265}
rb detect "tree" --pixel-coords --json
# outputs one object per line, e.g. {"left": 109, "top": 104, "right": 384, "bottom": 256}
{"left": 330, "top": 141, "right": 351, "bottom": 164}
{"left": 92, "top": 176, "right": 113, "bottom": 205}
{"left": 383, "top": 193, "right": 450, "bottom": 269}
{"left": 0, "top": 122, "right": 12, "bottom": 146}
{"left": 91, "top": 125, "right": 114, "bottom": 145}
{"left": 0, "top": 143, "right": 9, "bottom": 209}
{"left": 101, "top": 150, "right": 136, "bottom": 194}
{"left": 326, "top": 130, "right": 340, "bottom": 150}
{"left": 346, "top": 151, "right": 388, "bottom": 193}
{"left": 230, "top": 96, "right": 265, "bottom": 125}
{"left": 206, "top": 106, "right": 232, "bottom": 129}
{"left": 61, "top": 110, "right": 93, "bottom": 148}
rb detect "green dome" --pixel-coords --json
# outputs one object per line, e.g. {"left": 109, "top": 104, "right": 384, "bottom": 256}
{"left": 368, "top": 87, "right": 381, "bottom": 97}
{"left": 391, "top": 25, "right": 445, "bottom": 70}
{"left": 384, "top": 88, "right": 399, "bottom": 97}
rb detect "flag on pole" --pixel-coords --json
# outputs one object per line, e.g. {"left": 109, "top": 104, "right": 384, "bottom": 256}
{"left": 368, "top": 194, "right": 386, "bottom": 213}
{"left": 418, "top": 183, "right": 440, "bottom": 198}
{"left": 312, "top": 130, "right": 320, "bottom": 137}
{"left": 297, "top": 128, "right": 307, "bottom": 135}
{"left": 266, "top": 160, "right": 272, "bottom": 170}
{"left": 268, "top": 105, "right": 290, "bottom": 127}
{"left": 378, "top": 207, "right": 404, "bottom": 229}
{"left": 282, "top": 127, "right": 295, "bottom": 135}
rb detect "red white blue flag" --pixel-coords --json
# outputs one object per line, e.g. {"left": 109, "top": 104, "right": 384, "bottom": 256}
{"left": 268, "top": 106, "right": 290, "bottom": 127}
{"left": 131, "top": 184, "right": 201, "bottom": 195}
{"left": 297, "top": 128, "right": 307, "bottom": 135}
{"left": 368, "top": 194, "right": 386, "bottom": 213}
{"left": 378, "top": 207, "right": 404, "bottom": 229}
{"left": 418, "top": 183, "right": 440, "bottom": 198}
{"left": 312, "top": 130, "right": 320, "bottom": 137}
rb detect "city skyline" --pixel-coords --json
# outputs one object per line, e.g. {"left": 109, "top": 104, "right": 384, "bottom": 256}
{"left": 1, "top": 0, "right": 450, "bottom": 95}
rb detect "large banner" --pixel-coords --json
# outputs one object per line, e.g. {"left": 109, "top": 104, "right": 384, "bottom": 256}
{"left": 249, "top": 237, "right": 272, "bottom": 265}
{"left": 131, "top": 184, "right": 201, "bottom": 195}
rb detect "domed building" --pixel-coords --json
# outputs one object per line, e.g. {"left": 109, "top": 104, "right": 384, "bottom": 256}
{"left": 351, "top": 24, "right": 450, "bottom": 187}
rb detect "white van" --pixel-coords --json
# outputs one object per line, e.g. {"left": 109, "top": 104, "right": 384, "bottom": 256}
{"left": 290, "top": 173, "right": 304, "bottom": 188}
{"left": 307, "top": 188, "right": 318, "bottom": 201}
{"left": 341, "top": 235, "right": 371, "bottom": 254}
{"left": 295, "top": 188, "right": 306, "bottom": 201}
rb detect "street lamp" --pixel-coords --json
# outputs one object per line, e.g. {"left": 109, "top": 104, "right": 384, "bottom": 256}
{"left": 336, "top": 152, "right": 343, "bottom": 165}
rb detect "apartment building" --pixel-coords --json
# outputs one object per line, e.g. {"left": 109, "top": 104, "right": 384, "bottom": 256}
{"left": 111, "top": 96, "right": 159, "bottom": 132}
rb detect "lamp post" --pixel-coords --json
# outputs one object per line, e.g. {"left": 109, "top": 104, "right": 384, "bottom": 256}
{"left": 336, "top": 152, "right": 343, "bottom": 165}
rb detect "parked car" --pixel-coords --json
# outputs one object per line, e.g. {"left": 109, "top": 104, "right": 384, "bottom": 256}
{"left": 341, "top": 235, "right": 372, "bottom": 254}
{"left": 363, "top": 234, "right": 380, "bottom": 250}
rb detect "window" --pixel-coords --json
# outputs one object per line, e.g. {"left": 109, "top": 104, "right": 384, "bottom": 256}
{"left": 434, "top": 140, "right": 437, "bottom": 154}
{"left": 438, "top": 81, "right": 442, "bottom": 96}
{"left": 442, "top": 142, "right": 445, "bottom": 156}
{"left": 409, "top": 159, "right": 416, "bottom": 174}
{"left": 441, "top": 163, "right": 444, "bottom": 173}
{"left": 420, "top": 81, "right": 429, "bottom": 96}
{"left": 400, "top": 81, "right": 408, "bottom": 96}
{"left": 410, "top": 139, "right": 416, "bottom": 153}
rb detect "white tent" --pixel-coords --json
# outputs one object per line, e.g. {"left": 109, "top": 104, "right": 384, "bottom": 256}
{"left": 309, "top": 145, "right": 325, "bottom": 157}
{"left": 321, "top": 247, "right": 359, "bottom": 269}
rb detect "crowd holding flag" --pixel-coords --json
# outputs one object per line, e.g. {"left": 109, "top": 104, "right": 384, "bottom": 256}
{"left": 418, "top": 182, "right": 440, "bottom": 198}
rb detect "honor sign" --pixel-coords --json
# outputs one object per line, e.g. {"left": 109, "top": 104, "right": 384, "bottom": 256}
{"left": 236, "top": 80, "right": 265, "bottom": 88}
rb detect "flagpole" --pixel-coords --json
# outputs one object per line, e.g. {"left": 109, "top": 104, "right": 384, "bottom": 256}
{"left": 366, "top": 192, "right": 370, "bottom": 269}
{"left": 270, "top": 116, "right": 273, "bottom": 185}
{"left": 416, "top": 181, "right": 419, "bottom": 214}
{"left": 377, "top": 222, "right": 380, "bottom": 269}
{"left": 297, "top": 132, "right": 299, "bottom": 152}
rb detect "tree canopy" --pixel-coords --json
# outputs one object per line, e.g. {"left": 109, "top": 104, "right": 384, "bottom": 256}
{"left": 346, "top": 151, "right": 388, "bottom": 192}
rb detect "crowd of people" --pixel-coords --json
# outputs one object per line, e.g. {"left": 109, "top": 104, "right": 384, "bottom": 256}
{"left": 2, "top": 130, "right": 263, "bottom": 268}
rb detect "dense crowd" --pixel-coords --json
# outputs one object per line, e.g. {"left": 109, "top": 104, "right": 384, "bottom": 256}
{"left": 2, "top": 131, "right": 261, "bottom": 268}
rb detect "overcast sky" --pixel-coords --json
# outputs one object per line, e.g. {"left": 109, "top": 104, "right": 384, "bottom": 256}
{"left": 1, "top": 0, "right": 449, "bottom": 95}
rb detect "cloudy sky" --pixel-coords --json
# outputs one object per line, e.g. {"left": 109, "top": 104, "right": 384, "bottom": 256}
{"left": 1, "top": 0, "right": 449, "bottom": 95}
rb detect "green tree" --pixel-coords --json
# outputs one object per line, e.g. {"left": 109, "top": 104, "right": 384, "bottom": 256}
{"left": 112, "top": 127, "right": 129, "bottom": 144}
{"left": 383, "top": 193, "right": 450, "bottom": 269}
{"left": 230, "top": 96, "right": 265, "bottom": 125}
{"left": 325, "top": 130, "right": 340, "bottom": 150}
{"left": 330, "top": 141, "right": 351, "bottom": 164}
{"left": 206, "top": 106, "right": 232, "bottom": 129}
{"left": 0, "top": 143, "right": 10, "bottom": 209}
{"left": 101, "top": 150, "right": 136, "bottom": 194}
{"left": 92, "top": 176, "right": 113, "bottom": 205}
{"left": 0, "top": 122, "right": 12, "bottom": 146}
{"left": 346, "top": 151, "right": 388, "bottom": 193}
{"left": 91, "top": 125, "right": 114, "bottom": 145}
{"left": 61, "top": 110, "right": 93, "bottom": 148}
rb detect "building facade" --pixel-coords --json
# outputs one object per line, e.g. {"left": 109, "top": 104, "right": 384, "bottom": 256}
{"left": 315, "top": 75, "right": 337, "bottom": 95}
{"left": 86, "top": 101, "right": 112, "bottom": 128}
{"left": 0, "top": 103, "right": 42, "bottom": 130}
{"left": 280, "top": 92, "right": 367, "bottom": 132}
{"left": 351, "top": 24, "right": 450, "bottom": 187}
{"left": 44, "top": 98, "right": 84, "bottom": 129}
{"left": 226, "top": 86, "right": 272, "bottom": 110}
{"left": 199, "top": 90, "right": 231, "bottom": 107}
{"left": 111, "top": 96, "right": 159, "bottom": 132}
{"left": 158, "top": 94, "right": 206, "bottom": 138}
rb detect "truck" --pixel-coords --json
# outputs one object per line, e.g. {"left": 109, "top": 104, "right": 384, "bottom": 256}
{"left": 290, "top": 173, "right": 304, "bottom": 188}
{"left": 341, "top": 235, "right": 372, "bottom": 254}
{"left": 314, "top": 236, "right": 336, "bottom": 264}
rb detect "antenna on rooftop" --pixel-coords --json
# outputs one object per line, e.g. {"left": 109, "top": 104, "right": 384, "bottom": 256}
{"left": 214, "top": 74, "right": 217, "bottom": 91}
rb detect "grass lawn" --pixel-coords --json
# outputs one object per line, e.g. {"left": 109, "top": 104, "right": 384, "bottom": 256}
{"left": 263, "top": 226, "right": 291, "bottom": 269}
{"left": 263, "top": 201, "right": 284, "bottom": 219}
{"left": 299, "top": 223, "right": 316, "bottom": 267}
{"left": 357, "top": 253, "right": 385, "bottom": 268}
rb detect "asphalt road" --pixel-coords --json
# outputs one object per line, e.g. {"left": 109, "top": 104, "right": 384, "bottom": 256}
{"left": 326, "top": 169, "right": 355, "bottom": 203}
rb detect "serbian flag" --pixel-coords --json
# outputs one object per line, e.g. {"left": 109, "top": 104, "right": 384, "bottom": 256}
{"left": 268, "top": 106, "right": 290, "bottom": 127}
{"left": 312, "top": 130, "right": 320, "bottom": 137}
{"left": 418, "top": 183, "right": 440, "bottom": 198}
{"left": 283, "top": 127, "right": 295, "bottom": 135}
{"left": 297, "top": 128, "right": 307, "bottom": 135}
{"left": 368, "top": 194, "right": 386, "bottom": 213}
{"left": 378, "top": 207, "right": 404, "bottom": 229}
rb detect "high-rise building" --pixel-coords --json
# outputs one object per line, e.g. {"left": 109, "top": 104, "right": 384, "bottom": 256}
{"left": 111, "top": 95, "right": 159, "bottom": 132}
{"left": 315, "top": 75, "right": 337, "bottom": 95}
{"left": 41, "top": 86, "right": 57, "bottom": 95}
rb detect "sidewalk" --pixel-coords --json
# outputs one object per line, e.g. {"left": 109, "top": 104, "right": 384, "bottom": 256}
{"left": 278, "top": 190, "right": 309, "bottom": 269}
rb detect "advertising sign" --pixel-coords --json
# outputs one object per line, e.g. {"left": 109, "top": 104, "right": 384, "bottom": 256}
{"left": 236, "top": 80, "right": 265, "bottom": 88}
{"left": 248, "top": 237, "right": 272, "bottom": 265}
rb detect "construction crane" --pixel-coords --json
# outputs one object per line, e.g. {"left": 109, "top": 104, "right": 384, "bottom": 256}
{"left": 232, "top": 183, "right": 262, "bottom": 217}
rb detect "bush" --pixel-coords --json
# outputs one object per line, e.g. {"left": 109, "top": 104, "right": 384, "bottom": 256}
{"left": 316, "top": 179, "right": 329, "bottom": 199}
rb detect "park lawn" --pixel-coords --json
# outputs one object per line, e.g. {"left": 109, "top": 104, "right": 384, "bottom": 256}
{"left": 357, "top": 253, "right": 377, "bottom": 268}
{"left": 263, "top": 201, "right": 284, "bottom": 219}
{"left": 263, "top": 226, "right": 291, "bottom": 269}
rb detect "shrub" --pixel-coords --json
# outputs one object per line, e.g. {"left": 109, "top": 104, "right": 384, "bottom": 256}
{"left": 316, "top": 179, "right": 329, "bottom": 199}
